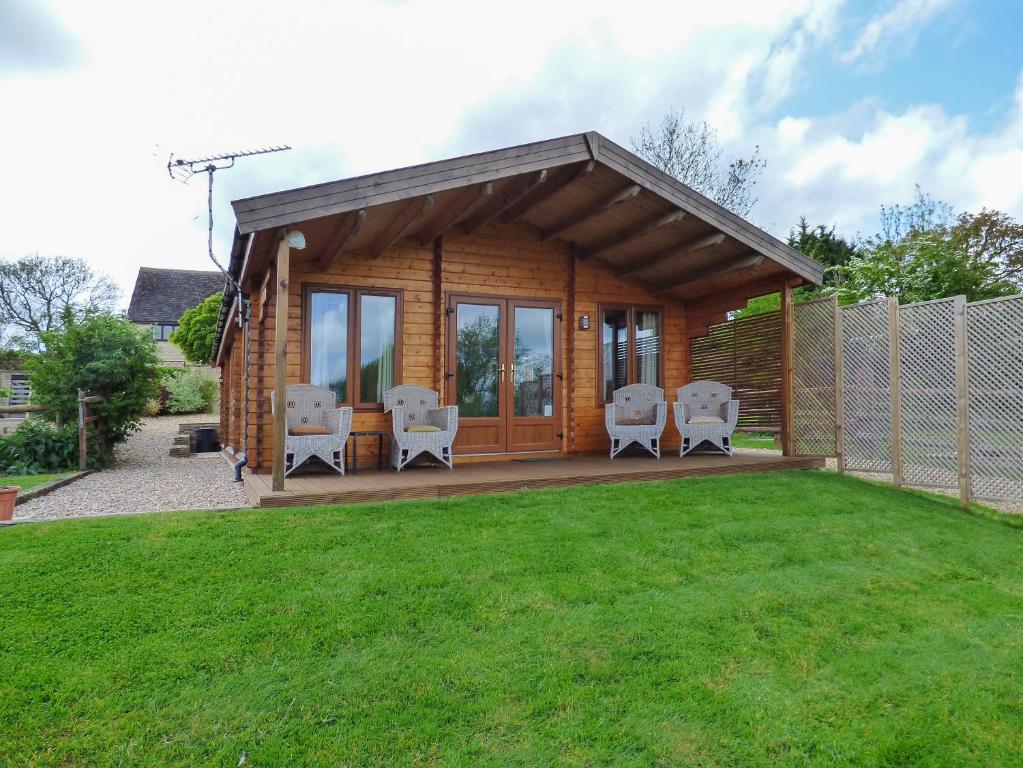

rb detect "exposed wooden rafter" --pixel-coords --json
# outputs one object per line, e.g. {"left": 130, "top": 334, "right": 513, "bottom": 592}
{"left": 316, "top": 209, "right": 367, "bottom": 271}
{"left": 541, "top": 184, "right": 640, "bottom": 242}
{"left": 416, "top": 183, "right": 493, "bottom": 245}
{"left": 654, "top": 253, "right": 764, "bottom": 294}
{"left": 616, "top": 232, "right": 725, "bottom": 277}
{"left": 578, "top": 209, "right": 686, "bottom": 262}
{"left": 369, "top": 195, "right": 434, "bottom": 258}
{"left": 500, "top": 161, "right": 594, "bottom": 225}
{"left": 460, "top": 170, "right": 548, "bottom": 235}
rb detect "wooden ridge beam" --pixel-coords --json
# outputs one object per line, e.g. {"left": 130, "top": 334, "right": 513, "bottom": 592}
{"left": 541, "top": 183, "right": 640, "bottom": 242}
{"left": 617, "top": 232, "right": 725, "bottom": 277}
{"left": 369, "top": 195, "right": 433, "bottom": 257}
{"left": 317, "top": 209, "right": 367, "bottom": 271}
{"left": 417, "top": 183, "right": 493, "bottom": 245}
{"left": 578, "top": 209, "right": 685, "bottom": 261}
{"left": 460, "top": 170, "right": 548, "bottom": 235}
{"left": 654, "top": 253, "right": 764, "bottom": 294}
{"left": 501, "top": 161, "right": 594, "bottom": 225}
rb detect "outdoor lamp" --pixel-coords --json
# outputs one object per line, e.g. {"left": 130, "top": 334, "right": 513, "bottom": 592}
{"left": 579, "top": 315, "right": 590, "bottom": 330}
{"left": 287, "top": 230, "right": 307, "bottom": 250}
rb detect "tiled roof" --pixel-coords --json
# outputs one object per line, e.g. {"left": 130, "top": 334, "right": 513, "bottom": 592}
{"left": 126, "top": 267, "right": 224, "bottom": 324}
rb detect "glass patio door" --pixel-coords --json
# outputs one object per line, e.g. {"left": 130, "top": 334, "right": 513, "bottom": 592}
{"left": 447, "top": 295, "right": 561, "bottom": 454}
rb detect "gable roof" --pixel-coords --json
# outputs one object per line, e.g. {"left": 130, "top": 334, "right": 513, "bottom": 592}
{"left": 230, "top": 131, "right": 823, "bottom": 284}
{"left": 127, "top": 267, "right": 225, "bottom": 325}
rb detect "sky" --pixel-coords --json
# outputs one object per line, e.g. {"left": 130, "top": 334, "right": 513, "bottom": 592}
{"left": 1, "top": 0, "right": 1021, "bottom": 308}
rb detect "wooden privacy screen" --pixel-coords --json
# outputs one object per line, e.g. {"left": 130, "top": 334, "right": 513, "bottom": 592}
{"left": 787, "top": 291, "right": 1023, "bottom": 505}
{"left": 792, "top": 297, "right": 838, "bottom": 457}
{"left": 966, "top": 295, "right": 1023, "bottom": 501}
{"left": 689, "top": 310, "right": 782, "bottom": 432}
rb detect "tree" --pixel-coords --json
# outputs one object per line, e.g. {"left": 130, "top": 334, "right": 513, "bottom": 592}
{"left": 838, "top": 190, "right": 1023, "bottom": 303}
{"left": 0, "top": 254, "right": 118, "bottom": 350}
{"left": 732, "top": 218, "right": 858, "bottom": 319}
{"left": 632, "top": 108, "right": 766, "bottom": 216}
{"left": 170, "top": 292, "right": 223, "bottom": 365}
{"left": 27, "top": 313, "right": 161, "bottom": 463}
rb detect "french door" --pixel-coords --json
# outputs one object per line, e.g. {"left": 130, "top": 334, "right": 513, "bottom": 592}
{"left": 446, "top": 294, "right": 562, "bottom": 455}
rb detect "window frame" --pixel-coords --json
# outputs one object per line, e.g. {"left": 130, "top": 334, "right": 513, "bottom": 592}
{"left": 595, "top": 303, "right": 664, "bottom": 405}
{"left": 152, "top": 324, "right": 177, "bottom": 341}
{"left": 301, "top": 284, "right": 403, "bottom": 411}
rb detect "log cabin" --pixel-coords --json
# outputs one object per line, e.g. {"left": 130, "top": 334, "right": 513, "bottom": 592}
{"left": 212, "top": 132, "right": 824, "bottom": 496}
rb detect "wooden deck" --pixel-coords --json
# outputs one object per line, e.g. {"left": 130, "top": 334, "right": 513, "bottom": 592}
{"left": 242, "top": 451, "right": 824, "bottom": 508}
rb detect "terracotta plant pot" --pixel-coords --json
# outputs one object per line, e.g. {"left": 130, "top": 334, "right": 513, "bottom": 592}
{"left": 0, "top": 486, "right": 17, "bottom": 522}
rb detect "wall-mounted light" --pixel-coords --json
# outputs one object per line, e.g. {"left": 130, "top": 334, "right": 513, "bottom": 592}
{"left": 579, "top": 315, "right": 590, "bottom": 330}
{"left": 287, "top": 230, "right": 307, "bottom": 250}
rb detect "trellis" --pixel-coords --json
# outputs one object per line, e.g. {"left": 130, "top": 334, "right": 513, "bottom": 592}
{"left": 789, "top": 291, "right": 1023, "bottom": 505}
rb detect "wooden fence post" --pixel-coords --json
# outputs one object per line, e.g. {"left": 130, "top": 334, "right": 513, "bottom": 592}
{"left": 780, "top": 281, "right": 795, "bottom": 456}
{"left": 77, "top": 389, "right": 87, "bottom": 471}
{"left": 833, "top": 296, "right": 846, "bottom": 473}
{"left": 953, "top": 295, "right": 972, "bottom": 506}
{"left": 887, "top": 297, "right": 904, "bottom": 487}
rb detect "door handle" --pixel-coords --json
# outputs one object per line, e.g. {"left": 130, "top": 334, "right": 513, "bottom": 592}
{"left": 500, "top": 362, "right": 506, "bottom": 383}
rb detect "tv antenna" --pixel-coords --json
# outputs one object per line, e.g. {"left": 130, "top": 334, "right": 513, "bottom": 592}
{"left": 166, "top": 144, "right": 290, "bottom": 480}
{"left": 165, "top": 145, "right": 292, "bottom": 291}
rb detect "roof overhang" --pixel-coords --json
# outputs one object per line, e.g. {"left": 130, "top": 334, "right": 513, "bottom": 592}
{"left": 212, "top": 131, "right": 824, "bottom": 359}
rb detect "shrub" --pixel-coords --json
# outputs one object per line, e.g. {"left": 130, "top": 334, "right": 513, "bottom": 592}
{"left": 0, "top": 419, "right": 84, "bottom": 475}
{"left": 170, "top": 292, "right": 222, "bottom": 365}
{"left": 27, "top": 314, "right": 161, "bottom": 462}
{"left": 163, "top": 369, "right": 208, "bottom": 414}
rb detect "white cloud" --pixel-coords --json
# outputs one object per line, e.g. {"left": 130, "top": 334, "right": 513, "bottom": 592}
{"left": 842, "top": 0, "right": 955, "bottom": 65}
{"left": 0, "top": 0, "right": 1019, "bottom": 309}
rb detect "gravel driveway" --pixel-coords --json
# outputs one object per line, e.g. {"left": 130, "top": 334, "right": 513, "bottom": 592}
{"left": 14, "top": 416, "right": 248, "bottom": 522}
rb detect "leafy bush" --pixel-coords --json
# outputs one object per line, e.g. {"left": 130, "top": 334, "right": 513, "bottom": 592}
{"left": 27, "top": 313, "right": 161, "bottom": 461}
{"left": 163, "top": 369, "right": 209, "bottom": 414}
{"left": 0, "top": 420, "right": 83, "bottom": 475}
{"left": 170, "top": 292, "right": 223, "bottom": 365}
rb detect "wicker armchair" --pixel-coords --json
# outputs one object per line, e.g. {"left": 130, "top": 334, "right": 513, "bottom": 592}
{"left": 383, "top": 384, "right": 458, "bottom": 471}
{"left": 674, "top": 380, "right": 739, "bottom": 457}
{"left": 605, "top": 384, "right": 667, "bottom": 459}
{"left": 270, "top": 384, "right": 353, "bottom": 476}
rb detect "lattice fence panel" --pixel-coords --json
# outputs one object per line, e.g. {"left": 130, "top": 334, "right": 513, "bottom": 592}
{"left": 840, "top": 299, "right": 892, "bottom": 473}
{"left": 898, "top": 298, "right": 959, "bottom": 488}
{"left": 793, "top": 297, "right": 837, "bottom": 456}
{"left": 967, "top": 295, "right": 1023, "bottom": 501}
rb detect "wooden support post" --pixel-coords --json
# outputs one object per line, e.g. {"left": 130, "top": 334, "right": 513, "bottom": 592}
{"left": 953, "top": 295, "right": 972, "bottom": 506}
{"left": 566, "top": 247, "right": 577, "bottom": 454}
{"left": 433, "top": 236, "right": 444, "bottom": 396}
{"left": 271, "top": 235, "right": 290, "bottom": 492}
{"left": 888, "top": 296, "right": 904, "bottom": 487}
{"left": 833, "top": 296, "right": 846, "bottom": 473}
{"left": 77, "top": 388, "right": 87, "bottom": 471}
{"left": 780, "top": 281, "right": 795, "bottom": 456}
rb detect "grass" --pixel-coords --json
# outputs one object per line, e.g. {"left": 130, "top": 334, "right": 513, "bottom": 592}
{"left": 1, "top": 472, "right": 72, "bottom": 492}
{"left": 1, "top": 471, "right": 1021, "bottom": 767}
{"left": 731, "top": 432, "right": 780, "bottom": 450}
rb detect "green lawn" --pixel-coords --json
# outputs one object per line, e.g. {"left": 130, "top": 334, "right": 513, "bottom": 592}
{"left": 1, "top": 471, "right": 1021, "bottom": 767}
{"left": 2, "top": 472, "right": 71, "bottom": 492}
{"left": 732, "top": 432, "right": 780, "bottom": 450}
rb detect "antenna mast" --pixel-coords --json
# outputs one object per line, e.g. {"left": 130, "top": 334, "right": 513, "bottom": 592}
{"left": 166, "top": 145, "right": 292, "bottom": 291}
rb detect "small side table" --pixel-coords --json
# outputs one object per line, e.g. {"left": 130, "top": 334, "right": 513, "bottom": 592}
{"left": 348, "top": 430, "right": 390, "bottom": 474}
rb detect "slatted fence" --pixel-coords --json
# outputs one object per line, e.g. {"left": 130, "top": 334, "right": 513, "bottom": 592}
{"left": 690, "top": 311, "right": 781, "bottom": 432}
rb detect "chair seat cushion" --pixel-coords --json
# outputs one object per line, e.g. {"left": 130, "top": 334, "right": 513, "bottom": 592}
{"left": 617, "top": 417, "right": 656, "bottom": 426}
{"left": 289, "top": 424, "right": 331, "bottom": 436}
{"left": 688, "top": 416, "right": 725, "bottom": 424}
{"left": 406, "top": 425, "right": 442, "bottom": 433}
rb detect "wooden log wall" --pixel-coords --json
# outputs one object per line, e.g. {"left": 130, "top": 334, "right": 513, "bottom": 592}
{"left": 689, "top": 310, "right": 782, "bottom": 432}
{"left": 227, "top": 221, "right": 703, "bottom": 470}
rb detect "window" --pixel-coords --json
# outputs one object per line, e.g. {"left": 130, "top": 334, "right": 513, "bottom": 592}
{"left": 598, "top": 305, "right": 661, "bottom": 402}
{"left": 306, "top": 287, "right": 400, "bottom": 407}
{"left": 152, "top": 324, "right": 177, "bottom": 341}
